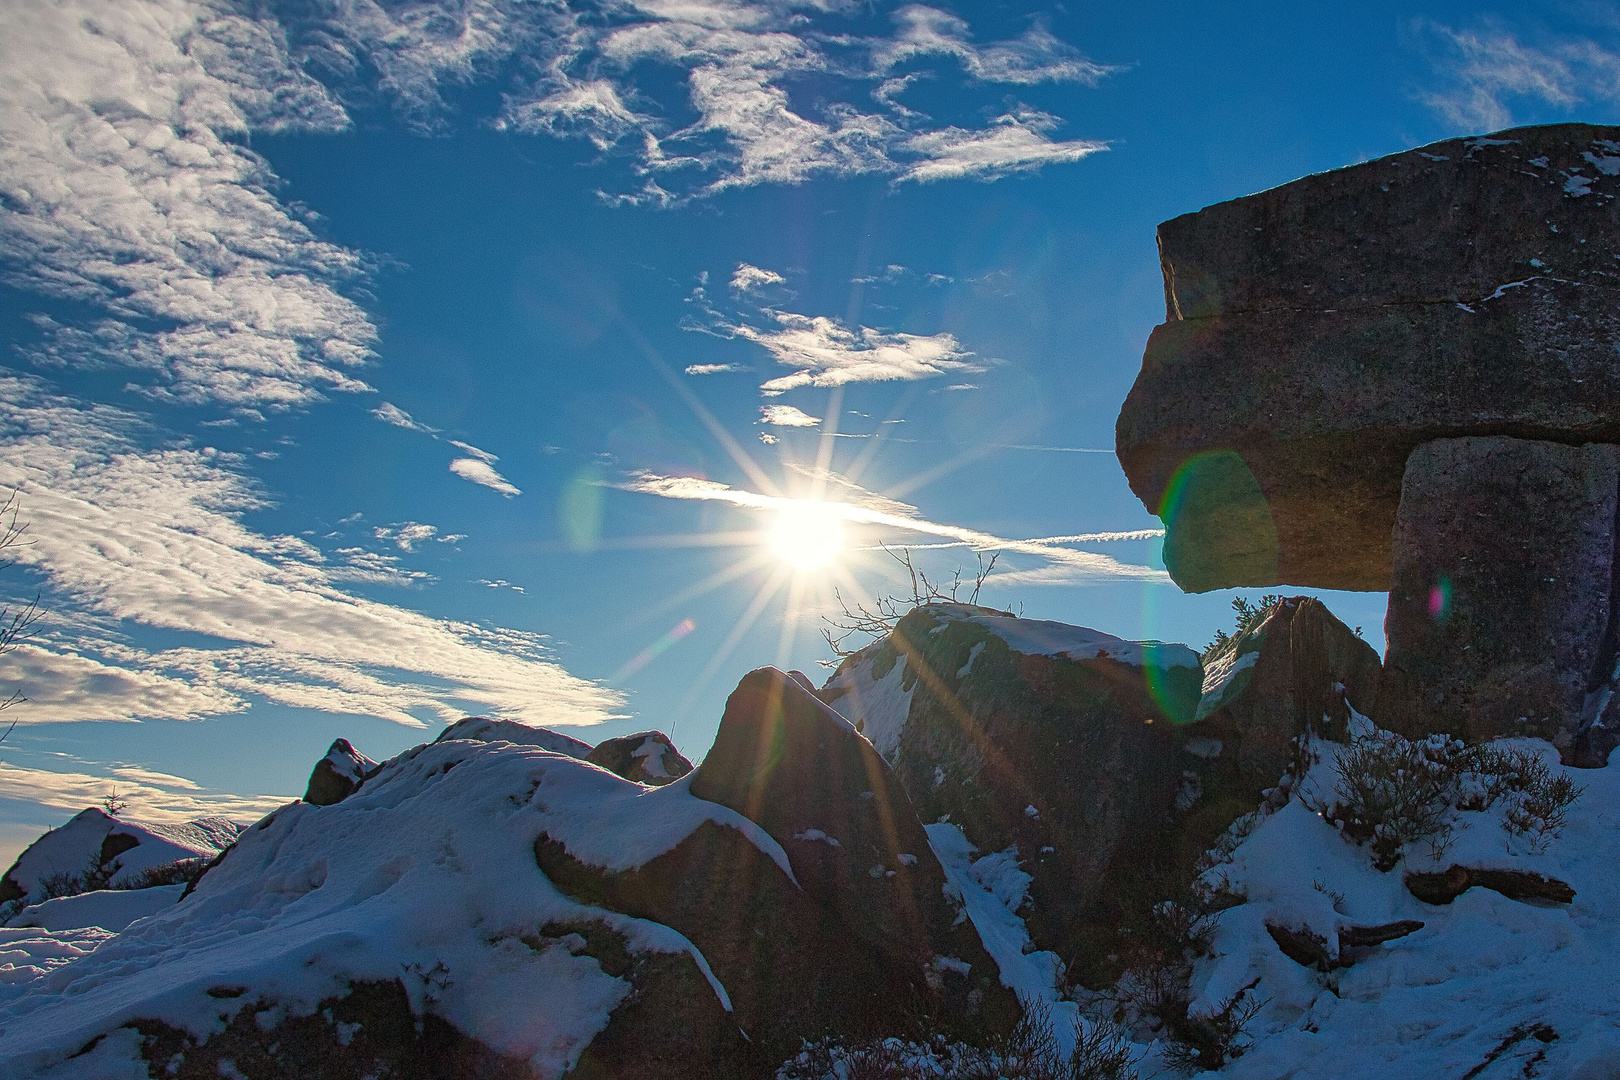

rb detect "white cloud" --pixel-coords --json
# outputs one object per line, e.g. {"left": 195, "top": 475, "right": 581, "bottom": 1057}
{"left": 1416, "top": 19, "right": 1620, "bottom": 130}
{"left": 492, "top": 0, "right": 1114, "bottom": 200}
{"left": 851, "top": 264, "right": 912, "bottom": 284}
{"left": 759, "top": 431, "right": 779, "bottom": 444}
{"left": 0, "top": 760, "right": 289, "bottom": 826}
{"left": 726, "top": 309, "right": 985, "bottom": 394}
{"left": 372, "top": 402, "right": 440, "bottom": 434}
{"left": 375, "top": 522, "right": 445, "bottom": 552}
{"left": 449, "top": 457, "right": 522, "bottom": 496}
{"left": 898, "top": 109, "right": 1107, "bottom": 184}
{"left": 0, "top": 0, "right": 378, "bottom": 409}
{"left": 0, "top": 375, "right": 616, "bottom": 727}
{"left": 615, "top": 470, "right": 1166, "bottom": 585}
{"left": 685, "top": 362, "right": 750, "bottom": 375}
{"left": 731, "top": 263, "right": 787, "bottom": 291}
{"left": 0, "top": 641, "right": 240, "bottom": 725}
{"left": 759, "top": 404, "right": 821, "bottom": 427}
{"left": 880, "top": 6, "right": 1119, "bottom": 86}
{"left": 330, "top": 547, "right": 432, "bottom": 586}
{"left": 448, "top": 439, "right": 499, "bottom": 464}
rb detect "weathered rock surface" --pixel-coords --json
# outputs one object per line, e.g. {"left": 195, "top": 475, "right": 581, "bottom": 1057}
{"left": 1197, "top": 596, "right": 1382, "bottom": 784}
{"left": 302, "top": 737, "right": 378, "bottom": 806}
{"left": 585, "top": 730, "right": 692, "bottom": 786}
{"left": 819, "top": 604, "right": 1246, "bottom": 985}
{"left": 1379, "top": 438, "right": 1620, "bottom": 747}
{"left": 1116, "top": 123, "right": 1620, "bottom": 593}
{"left": 684, "top": 667, "right": 1016, "bottom": 1050}
{"left": 435, "top": 716, "right": 593, "bottom": 757}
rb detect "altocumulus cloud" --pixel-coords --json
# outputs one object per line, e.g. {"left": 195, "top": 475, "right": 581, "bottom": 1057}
{"left": 0, "top": 376, "right": 618, "bottom": 727}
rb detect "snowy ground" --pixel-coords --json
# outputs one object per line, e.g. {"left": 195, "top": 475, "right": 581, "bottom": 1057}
{"left": 1191, "top": 734, "right": 1620, "bottom": 1078}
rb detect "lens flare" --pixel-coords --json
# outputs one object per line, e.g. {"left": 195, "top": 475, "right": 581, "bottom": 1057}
{"left": 1429, "top": 578, "right": 1452, "bottom": 622}
{"left": 770, "top": 502, "right": 844, "bottom": 570}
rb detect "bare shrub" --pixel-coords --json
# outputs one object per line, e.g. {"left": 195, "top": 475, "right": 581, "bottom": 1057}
{"left": 37, "top": 870, "right": 88, "bottom": 901}
{"left": 822, "top": 547, "right": 999, "bottom": 659}
{"left": 775, "top": 1002, "right": 1139, "bottom": 1080}
{"left": 117, "top": 858, "right": 210, "bottom": 890}
{"left": 1324, "top": 733, "right": 1456, "bottom": 871}
{"left": 1160, "top": 978, "right": 1264, "bottom": 1074}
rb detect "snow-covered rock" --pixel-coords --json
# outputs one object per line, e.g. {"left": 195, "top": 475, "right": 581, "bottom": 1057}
{"left": 435, "top": 715, "right": 593, "bottom": 757}
{"left": 0, "top": 809, "right": 241, "bottom": 911}
{"left": 0, "top": 738, "right": 772, "bottom": 1079}
{"left": 585, "top": 730, "right": 692, "bottom": 786}
{"left": 820, "top": 603, "right": 1233, "bottom": 985}
{"left": 0, "top": 676, "right": 1027, "bottom": 1079}
{"left": 301, "top": 736, "right": 377, "bottom": 806}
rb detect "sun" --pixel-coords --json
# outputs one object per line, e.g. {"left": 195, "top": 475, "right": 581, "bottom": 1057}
{"left": 769, "top": 501, "right": 845, "bottom": 571}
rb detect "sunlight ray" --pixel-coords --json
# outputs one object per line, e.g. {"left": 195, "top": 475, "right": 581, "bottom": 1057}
{"left": 774, "top": 572, "right": 809, "bottom": 671}
{"left": 618, "top": 549, "right": 777, "bottom": 633}
{"left": 672, "top": 567, "right": 789, "bottom": 729}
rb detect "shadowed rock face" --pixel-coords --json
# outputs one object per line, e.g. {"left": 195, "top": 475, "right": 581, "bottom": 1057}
{"left": 819, "top": 605, "right": 1239, "bottom": 987}
{"left": 302, "top": 738, "right": 377, "bottom": 806}
{"left": 688, "top": 668, "right": 1016, "bottom": 1043}
{"left": 538, "top": 667, "right": 1018, "bottom": 1066}
{"left": 1379, "top": 438, "right": 1620, "bottom": 748}
{"left": 1196, "top": 597, "right": 1382, "bottom": 784}
{"left": 1116, "top": 122, "right": 1620, "bottom": 593}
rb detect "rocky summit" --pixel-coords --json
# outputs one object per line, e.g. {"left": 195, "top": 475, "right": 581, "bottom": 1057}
{"left": 1117, "top": 121, "right": 1620, "bottom": 762}
{"left": 1118, "top": 122, "right": 1620, "bottom": 594}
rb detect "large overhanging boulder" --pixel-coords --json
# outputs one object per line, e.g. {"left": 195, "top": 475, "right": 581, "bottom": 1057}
{"left": 1116, "top": 122, "right": 1620, "bottom": 593}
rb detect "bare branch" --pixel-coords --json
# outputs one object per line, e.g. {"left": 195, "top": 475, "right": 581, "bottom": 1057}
{"left": 819, "top": 545, "right": 1006, "bottom": 662}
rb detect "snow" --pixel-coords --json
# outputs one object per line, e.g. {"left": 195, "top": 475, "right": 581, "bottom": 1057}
{"left": 1585, "top": 149, "right": 1620, "bottom": 176}
{"left": 957, "top": 641, "right": 986, "bottom": 678}
{"left": 2, "top": 809, "right": 241, "bottom": 905}
{"left": 630, "top": 734, "right": 674, "bottom": 778}
{"left": 0, "top": 740, "right": 784, "bottom": 1078}
{"left": 8, "top": 886, "right": 184, "bottom": 933}
{"left": 951, "top": 608, "right": 1199, "bottom": 670}
{"left": 822, "top": 648, "right": 914, "bottom": 757}
{"left": 793, "top": 829, "right": 841, "bottom": 847}
{"left": 1188, "top": 735, "right": 1620, "bottom": 1078}
{"left": 922, "top": 823, "right": 1156, "bottom": 1064}
{"left": 435, "top": 716, "right": 592, "bottom": 758}
{"left": 1195, "top": 649, "right": 1259, "bottom": 721}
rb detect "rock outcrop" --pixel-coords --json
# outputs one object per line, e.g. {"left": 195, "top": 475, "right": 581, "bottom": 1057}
{"left": 1195, "top": 596, "right": 1382, "bottom": 784}
{"left": 1, "top": 673, "right": 1025, "bottom": 1079}
{"left": 820, "top": 604, "right": 1238, "bottom": 985}
{"left": 1381, "top": 438, "right": 1620, "bottom": 747}
{"left": 683, "top": 667, "right": 1016, "bottom": 1047}
{"left": 1117, "top": 123, "right": 1620, "bottom": 595}
{"left": 1116, "top": 122, "right": 1620, "bottom": 761}
{"left": 302, "top": 737, "right": 378, "bottom": 806}
{"left": 585, "top": 730, "right": 692, "bottom": 786}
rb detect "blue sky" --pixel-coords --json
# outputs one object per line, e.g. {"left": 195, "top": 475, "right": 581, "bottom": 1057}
{"left": 2, "top": 0, "right": 1618, "bottom": 864}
